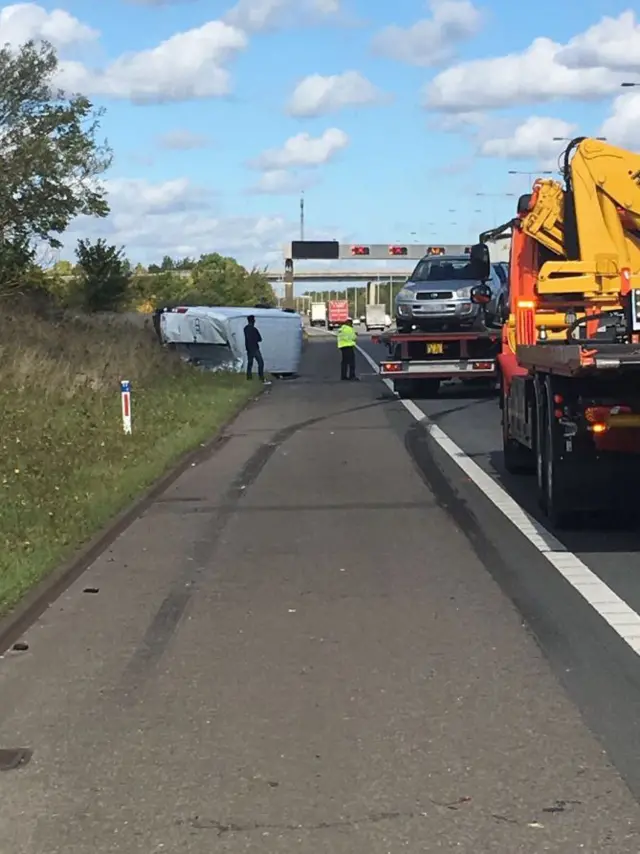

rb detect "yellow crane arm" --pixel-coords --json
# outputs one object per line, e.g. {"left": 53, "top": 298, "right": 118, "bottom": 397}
{"left": 517, "top": 138, "right": 640, "bottom": 299}
{"left": 571, "top": 138, "right": 640, "bottom": 274}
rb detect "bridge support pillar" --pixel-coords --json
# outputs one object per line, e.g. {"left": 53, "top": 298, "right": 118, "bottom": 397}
{"left": 366, "top": 281, "right": 379, "bottom": 304}
{"left": 282, "top": 258, "right": 294, "bottom": 309}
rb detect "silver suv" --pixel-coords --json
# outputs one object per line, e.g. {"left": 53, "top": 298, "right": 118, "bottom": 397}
{"left": 394, "top": 254, "right": 507, "bottom": 331}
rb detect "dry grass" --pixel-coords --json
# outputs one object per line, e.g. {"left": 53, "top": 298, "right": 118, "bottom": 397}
{"left": 0, "top": 309, "right": 257, "bottom": 615}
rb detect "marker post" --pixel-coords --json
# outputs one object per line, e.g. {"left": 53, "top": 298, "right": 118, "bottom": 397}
{"left": 120, "top": 380, "right": 132, "bottom": 434}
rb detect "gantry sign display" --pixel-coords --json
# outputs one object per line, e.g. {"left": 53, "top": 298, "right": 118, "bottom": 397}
{"left": 284, "top": 241, "right": 471, "bottom": 263}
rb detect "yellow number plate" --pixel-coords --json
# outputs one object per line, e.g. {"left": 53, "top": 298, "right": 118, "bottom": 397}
{"left": 426, "top": 342, "right": 443, "bottom": 354}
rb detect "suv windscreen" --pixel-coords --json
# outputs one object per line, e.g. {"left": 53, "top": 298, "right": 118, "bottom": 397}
{"left": 409, "top": 257, "right": 479, "bottom": 282}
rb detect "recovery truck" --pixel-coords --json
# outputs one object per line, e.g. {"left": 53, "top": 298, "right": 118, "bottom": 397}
{"left": 374, "top": 328, "right": 500, "bottom": 399}
{"left": 467, "top": 136, "right": 640, "bottom": 527}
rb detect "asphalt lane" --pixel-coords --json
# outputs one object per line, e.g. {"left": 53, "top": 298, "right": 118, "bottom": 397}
{"left": 358, "top": 331, "right": 640, "bottom": 796}
{"left": 1, "top": 337, "right": 639, "bottom": 852}
{"left": 358, "top": 333, "right": 640, "bottom": 602}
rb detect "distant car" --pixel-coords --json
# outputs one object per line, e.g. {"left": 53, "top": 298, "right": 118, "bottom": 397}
{"left": 394, "top": 254, "right": 508, "bottom": 332}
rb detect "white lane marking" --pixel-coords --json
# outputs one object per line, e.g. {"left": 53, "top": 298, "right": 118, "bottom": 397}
{"left": 356, "top": 339, "right": 640, "bottom": 655}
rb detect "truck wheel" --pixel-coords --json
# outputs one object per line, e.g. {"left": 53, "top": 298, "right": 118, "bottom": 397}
{"left": 538, "top": 377, "right": 576, "bottom": 528}
{"left": 502, "top": 410, "right": 534, "bottom": 474}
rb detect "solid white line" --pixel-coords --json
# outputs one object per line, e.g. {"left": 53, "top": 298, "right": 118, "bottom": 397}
{"left": 356, "top": 339, "right": 640, "bottom": 656}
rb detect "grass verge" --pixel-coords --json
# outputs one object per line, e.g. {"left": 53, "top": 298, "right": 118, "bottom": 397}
{"left": 0, "top": 309, "right": 258, "bottom": 616}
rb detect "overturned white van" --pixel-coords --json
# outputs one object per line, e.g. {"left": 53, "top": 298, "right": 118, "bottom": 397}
{"left": 159, "top": 306, "right": 303, "bottom": 377}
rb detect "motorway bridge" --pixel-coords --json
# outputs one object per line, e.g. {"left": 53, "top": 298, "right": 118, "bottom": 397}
{"left": 265, "top": 269, "right": 412, "bottom": 283}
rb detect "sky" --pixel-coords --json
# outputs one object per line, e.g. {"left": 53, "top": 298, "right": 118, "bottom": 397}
{"left": 3, "top": 0, "right": 640, "bottom": 275}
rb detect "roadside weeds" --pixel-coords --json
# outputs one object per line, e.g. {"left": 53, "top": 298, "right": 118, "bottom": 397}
{"left": 0, "top": 310, "right": 259, "bottom": 616}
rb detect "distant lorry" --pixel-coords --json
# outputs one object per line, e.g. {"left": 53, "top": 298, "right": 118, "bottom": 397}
{"left": 365, "top": 304, "right": 386, "bottom": 331}
{"left": 309, "top": 302, "right": 327, "bottom": 327}
{"left": 327, "top": 299, "right": 349, "bottom": 330}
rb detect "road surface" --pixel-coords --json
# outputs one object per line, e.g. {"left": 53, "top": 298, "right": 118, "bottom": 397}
{"left": 0, "top": 335, "right": 639, "bottom": 852}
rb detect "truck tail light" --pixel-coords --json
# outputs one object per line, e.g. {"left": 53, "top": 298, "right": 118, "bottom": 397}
{"left": 427, "top": 246, "right": 445, "bottom": 255}
{"left": 516, "top": 302, "right": 536, "bottom": 345}
{"left": 351, "top": 245, "right": 370, "bottom": 255}
{"left": 584, "top": 404, "right": 638, "bottom": 432}
{"left": 388, "top": 246, "right": 407, "bottom": 255}
{"left": 381, "top": 362, "right": 402, "bottom": 373}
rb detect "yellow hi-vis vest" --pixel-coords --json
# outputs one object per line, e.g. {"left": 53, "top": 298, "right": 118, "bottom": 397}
{"left": 337, "top": 324, "right": 356, "bottom": 348}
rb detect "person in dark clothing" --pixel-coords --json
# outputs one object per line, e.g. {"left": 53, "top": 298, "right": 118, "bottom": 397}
{"left": 244, "top": 315, "right": 270, "bottom": 384}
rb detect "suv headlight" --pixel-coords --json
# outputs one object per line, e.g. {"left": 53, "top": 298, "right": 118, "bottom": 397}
{"left": 457, "top": 286, "right": 472, "bottom": 298}
{"left": 396, "top": 288, "right": 414, "bottom": 301}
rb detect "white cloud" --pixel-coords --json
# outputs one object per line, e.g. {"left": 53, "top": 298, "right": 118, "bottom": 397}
{"left": 435, "top": 110, "right": 486, "bottom": 132}
{"left": 479, "top": 116, "right": 576, "bottom": 161}
{"left": 156, "top": 130, "right": 212, "bottom": 149}
{"left": 64, "top": 178, "right": 349, "bottom": 268}
{"left": 56, "top": 20, "right": 247, "bottom": 103}
{"left": 0, "top": 3, "right": 97, "bottom": 49}
{"left": 557, "top": 11, "right": 640, "bottom": 75}
{"left": 287, "top": 71, "right": 386, "bottom": 117}
{"left": 601, "top": 93, "right": 640, "bottom": 148}
{"left": 426, "top": 36, "right": 625, "bottom": 111}
{"left": 101, "top": 178, "right": 211, "bottom": 214}
{"left": 64, "top": 177, "right": 299, "bottom": 265}
{"left": 225, "top": 0, "right": 339, "bottom": 32}
{"left": 251, "top": 128, "right": 348, "bottom": 169}
{"left": 247, "top": 169, "right": 316, "bottom": 194}
{"left": 372, "top": 0, "right": 481, "bottom": 66}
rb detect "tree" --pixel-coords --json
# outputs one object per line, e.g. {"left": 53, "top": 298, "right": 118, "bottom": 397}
{"left": 188, "top": 253, "right": 276, "bottom": 306}
{"left": 75, "top": 238, "right": 131, "bottom": 311}
{"left": 160, "top": 255, "right": 175, "bottom": 271}
{"left": 246, "top": 265, "right": 276, "bottom": 306}
{"left": 52, "top": 259, "right": 74, "bottom": 276}
{"left": 175, "top": 256, "right": 196, "bottom": 270}
{"left": 129, "top": 270, "right": 188, "bottom": 310}
{"left": 0, "top": 40, "right": 112, "bottom": 252}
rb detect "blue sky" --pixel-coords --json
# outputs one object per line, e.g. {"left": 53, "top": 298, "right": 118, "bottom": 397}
{"left": 8, "top": 0, "right": 640, "bottom": 271}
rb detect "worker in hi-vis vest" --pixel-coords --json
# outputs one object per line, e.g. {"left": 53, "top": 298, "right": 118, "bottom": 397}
{"left": 337, "top": 317, "right": 358, "bottom": 381}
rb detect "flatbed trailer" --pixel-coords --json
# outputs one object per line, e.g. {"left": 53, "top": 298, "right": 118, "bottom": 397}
{"left": 500, "top": 339, "right": 640, "bottom": 526}
{"left": 372, "top": 329, "right": 500, "bottom": 398}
